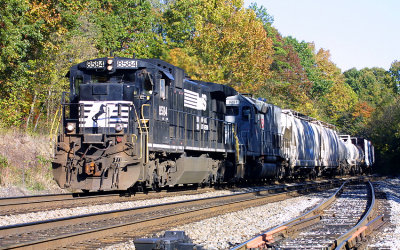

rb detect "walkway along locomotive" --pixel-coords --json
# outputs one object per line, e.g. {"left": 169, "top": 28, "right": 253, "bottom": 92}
{"left": 52, "top": 57, "right": 374, "bottom": 191}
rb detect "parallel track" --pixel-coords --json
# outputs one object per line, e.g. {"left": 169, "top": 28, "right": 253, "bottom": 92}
{"left": 0, "top": 180, "right": 343, "bottom": 249}
{"left": 0, "top": 188, "right": 216, "bottom": 216}
{"left": 233, "top": 179, "right": 386, "bottom": 249}
{"left": 0, "top": 177, "right": 359, "bottom": 215}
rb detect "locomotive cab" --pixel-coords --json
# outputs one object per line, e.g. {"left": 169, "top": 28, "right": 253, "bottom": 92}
{"left": 226, "top": 95, "right": 283, "bottom": 180}
{"left": 53, "top": 57, "right": 175, "bottom": 191}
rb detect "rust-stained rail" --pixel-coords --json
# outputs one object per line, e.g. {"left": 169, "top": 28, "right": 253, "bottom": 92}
{"left": 0, "top": 180, "right": 342, "bottom": 249}
{"left": 333, "top": 181, "right": 386, "bottom": 250}
{"left": 233, "top": 179, "right": 385, "bottom": 250}
{"left": 0, "top": 193, "right": 73, "bottom": 206}
{"left": 232, "top": 181, "right": 348, "bottom": 249}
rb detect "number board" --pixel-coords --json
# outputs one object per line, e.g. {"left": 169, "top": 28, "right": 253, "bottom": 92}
{"left": 86, "top": 60, "right": 105, "bottom": 69}
{"left": 226, "top": 99, "right": 240, "bottom": 105}
{"left": 116, "top": 60, "right": 138, "bottom": 69}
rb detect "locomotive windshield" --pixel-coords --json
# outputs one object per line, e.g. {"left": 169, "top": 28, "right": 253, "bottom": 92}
{"left": 83, "top": 71, "right": 136, "bottom": 84}
{"left": 226, "top": 106, "right": 239, "bottom": 116}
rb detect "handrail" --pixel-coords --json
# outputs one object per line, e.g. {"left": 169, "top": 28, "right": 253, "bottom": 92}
{"left": 140, "top": 104, "right": 150, "bottom": 163}
{"left": 57, "top": 100, "right": 235, "bottom": 153}
{"left": 50, "top": 106, "right": 62, "bottom": 141}
{"left": 131, "top": 103, "right": 142, "bottom": 160}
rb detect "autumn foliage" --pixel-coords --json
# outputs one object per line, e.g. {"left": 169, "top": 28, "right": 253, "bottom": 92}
{"left": 0, "top": 0, "right": 399, "bottom": 171}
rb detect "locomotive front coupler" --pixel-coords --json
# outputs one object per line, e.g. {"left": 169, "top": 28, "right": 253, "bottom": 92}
{"left": 79, "top": 140, "right": 113, "bottom": 161}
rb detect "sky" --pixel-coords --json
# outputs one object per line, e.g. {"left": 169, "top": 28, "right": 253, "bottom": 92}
{"left": 243, "top": 0, "right": 400, "bottom": 72}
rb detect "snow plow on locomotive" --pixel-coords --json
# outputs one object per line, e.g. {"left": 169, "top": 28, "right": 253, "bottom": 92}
{"left": 52, "top": 57, "right": 374, "bottom": 192}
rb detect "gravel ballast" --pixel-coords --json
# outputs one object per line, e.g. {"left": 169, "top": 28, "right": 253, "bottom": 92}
{"left": 169, "top": 195, "right": 322, "bottom": 249}
{"left": 2, "top": 179, "right": 399, "bottom": 249}
{"left": 0, "top": 186, "right": 285, "bottom": 227}
{"left": 368, "top": 178, "right": 400, "bottom": 248}
{"left": 100, "top": 193, "right": 325, "bottom": 250}
{"left": 0, "top": 190, "right": 237, "bottom": 226}
{"left": 102, "top": 179, "right": 400, "bottom": 250}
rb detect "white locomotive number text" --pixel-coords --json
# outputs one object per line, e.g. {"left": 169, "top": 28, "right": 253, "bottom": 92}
{"left": 159, "top": 106, "right": 168, "bottom": 117}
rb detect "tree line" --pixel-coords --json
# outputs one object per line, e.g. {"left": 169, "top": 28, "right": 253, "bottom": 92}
{"left": 0, "top": 0, "right": 399, "bottom": 173}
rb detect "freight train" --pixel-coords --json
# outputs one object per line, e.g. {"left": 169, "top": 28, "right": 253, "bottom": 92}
{"left": 52, "top": 57, "right": 374, "bottom": 191}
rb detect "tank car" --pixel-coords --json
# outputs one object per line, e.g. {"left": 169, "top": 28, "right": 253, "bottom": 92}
{"left": 52, "top": 57, "right": 238, "bottom": 191}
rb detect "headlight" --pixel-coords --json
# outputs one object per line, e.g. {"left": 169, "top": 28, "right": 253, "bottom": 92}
{"left": 115, "top": 123, "right": 123, "bottom": 132}
{"left": 66, "top": 123, "right": 75, "bottom": 132}
{"left": 107, "top": 58, "right": 113, "bottom": 71}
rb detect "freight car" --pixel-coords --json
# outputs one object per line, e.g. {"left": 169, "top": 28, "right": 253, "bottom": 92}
{"left": 339, "top": 135, "right": 375, "bottom": 174}
{"left": 225, "top": 95, "right": 348, "bottom": 180}
{"left": 52, "top": 57, "right": 373, "bottom": 191}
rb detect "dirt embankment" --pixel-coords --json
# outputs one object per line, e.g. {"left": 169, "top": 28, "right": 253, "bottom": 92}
{"left": 0, "top": 130, "right": 62, "bottom": 196}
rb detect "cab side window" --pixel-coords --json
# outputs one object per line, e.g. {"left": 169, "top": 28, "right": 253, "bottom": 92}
{"left": 144, "top": 74, "right": 153, "bottom": 94}
{"left": 73, "top": 75, "right": 83, "bottom": 96}
{"left": 242, "top": 106, "right": 251, "bottom": 121}
{"left": 160, "top": 79, "right": 166, "bottom": 100}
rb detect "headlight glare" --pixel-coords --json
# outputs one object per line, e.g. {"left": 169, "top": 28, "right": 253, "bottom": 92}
{"left": 66, "top": 123, "right": 75, "bottom": 132}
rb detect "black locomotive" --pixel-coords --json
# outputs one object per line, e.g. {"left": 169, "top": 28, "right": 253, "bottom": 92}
{"left": 52, "top": 57, "right": 374, "bottom": 191}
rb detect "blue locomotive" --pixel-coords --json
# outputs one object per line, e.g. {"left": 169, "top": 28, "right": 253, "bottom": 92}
{"left": 52, "top": 57, "right": 374, "bottom": 191}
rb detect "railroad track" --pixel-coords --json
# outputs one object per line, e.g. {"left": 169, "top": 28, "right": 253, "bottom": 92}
{"left": 0, "top": 179, "right": 343, "bottom": 249}
{"left": 233, "top": 180, "right": 386, "bottom": 249}
{"left": 0, "top": 187, "right": 216, "bottom": 216}
{"left": 0, "top": 177, "right": 359, "bottom": 216}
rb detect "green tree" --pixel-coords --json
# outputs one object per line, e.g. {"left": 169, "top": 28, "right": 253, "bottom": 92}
{"left": 90, "top": 0, "right": 165, "bottom": 58}
{"left": 0, "top": 0, "right": 164, "bottom": 129}
{"left": 364, "top": 98, "right": 400, "bottom": 174}
{"left": 164, "top": 0, "right": 274, "bottom": 93}
{"left": 344, "top": 67, "right": 395, "bottom": 108}
{"left": 389, "top": 60, "right": 400, "bottom": 93}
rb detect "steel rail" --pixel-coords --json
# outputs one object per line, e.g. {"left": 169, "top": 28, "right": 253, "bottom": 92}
{"left": 0, "top": 189, "right": 132, "bottom": 206}
{"left": 333, "top": 181, "right": 386, "bottom": 249}
{"left": 232, "top": 179, "right": 385, "bottom": 250}
{"left": 0, "top": 187, "right": 217, "bottom": 215}
{"left": 0, "top": 193, "right": 124, "bottom": 214}
{"left": 0, "top": 193, "right": 74, "bottom": 206}
{"left": 0, "top": 178, "right": 357, "bottom": 210}
{"left": 231, "top": 180, "right": 349, "bottom": 249}
{"left": 0, "top": 180, "right": 341, "bottom": 249}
